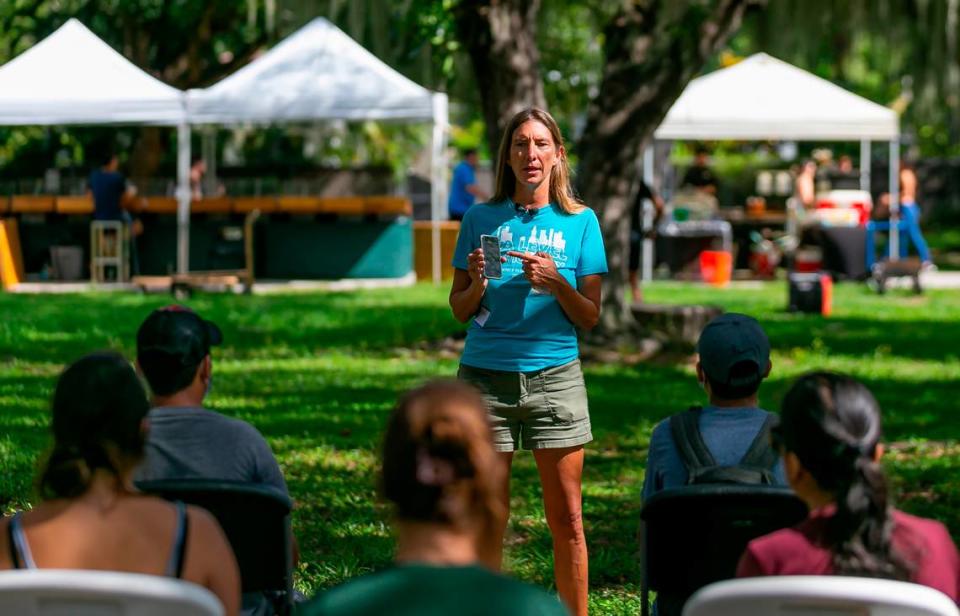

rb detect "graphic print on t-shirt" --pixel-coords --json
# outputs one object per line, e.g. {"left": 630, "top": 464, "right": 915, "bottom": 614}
{"left": 493, "top": 223, "right": 569, "bottom": 269}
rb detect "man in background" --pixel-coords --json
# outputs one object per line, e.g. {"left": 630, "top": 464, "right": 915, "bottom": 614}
{"left": 448, "top": 148, "right": 488, "bottom": 221}
{"left": 628, "top": 178, "right": 664, "bottom": 303}
{"left": 680, "top": 146, "right": 718, "bottom": 195}
{"left": 88, "top": 151, "right": 140, "bottom": 275}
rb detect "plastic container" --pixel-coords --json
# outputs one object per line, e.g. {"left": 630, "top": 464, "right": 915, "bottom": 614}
{"left": 699, "top": 250, "right": 732, "bottom": 286}
{"left": 50, "top": 245, "right": 83, "bottom": 281}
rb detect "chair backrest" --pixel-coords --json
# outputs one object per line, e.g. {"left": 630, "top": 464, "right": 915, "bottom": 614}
{"left": 641, "top": 485, "right": 807, "bottom": 602}
{"left": 0, "top": 569, "right": 223, "bottom": 616}
{"left": 683, "top": 576, "right": 960, "bottom": 616}
{"left": 134, "top": 479, "right": 292, "bottom": 596}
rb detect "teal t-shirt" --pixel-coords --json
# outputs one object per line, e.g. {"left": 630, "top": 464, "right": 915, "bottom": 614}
{"left": 298, "top": 564, "right": 569, "bottom": 616}
{"left": 452, "top": 201, "right": 608, "bottom": 372}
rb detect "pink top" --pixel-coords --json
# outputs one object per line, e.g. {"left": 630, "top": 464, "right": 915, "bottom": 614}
{"left": 738, "top": 506, "right": 960, "bottom": 602}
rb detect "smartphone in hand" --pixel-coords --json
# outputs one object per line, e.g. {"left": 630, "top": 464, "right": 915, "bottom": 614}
{"left": 480, "top": 234, "right": 502, "bottom": 279}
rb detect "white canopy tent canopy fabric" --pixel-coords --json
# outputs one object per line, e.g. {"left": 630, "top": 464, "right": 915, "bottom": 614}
{"left": 0, "top": 18, "right": 185, "bottom": 125}
{"left": 642, "top": 53, "right": 902, "bottom": 281}
{"left": 188, "top": 17, "right": 449, "bottom": 282}
{"left": 654, "top": 53, "right": 898, "bottom": 141}
{"left": 0, "top": 18, "right": 194, "bottom": 274}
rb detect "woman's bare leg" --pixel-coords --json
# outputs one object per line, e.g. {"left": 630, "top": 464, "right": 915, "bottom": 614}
{"left": 533, "top": 446, "right": 587, "bottom": 616}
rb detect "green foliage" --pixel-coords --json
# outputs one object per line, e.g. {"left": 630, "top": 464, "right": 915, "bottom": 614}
{"left": 1, "top": 281, "right": 958, "bottom": 612}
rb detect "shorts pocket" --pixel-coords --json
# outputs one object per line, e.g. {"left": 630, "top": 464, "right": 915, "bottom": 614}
{"left": 540, "top": 361, "right": 589, "bottom": 425}
{"left": 458, "top": 364, "right": 517, "bottom": 407}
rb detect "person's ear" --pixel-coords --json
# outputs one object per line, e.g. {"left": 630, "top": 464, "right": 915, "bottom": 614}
{"left": 198, "top": 355, "right": 212, "bottom": 383}
{"left": 783, "top": 451, "right": 805, "bottom": 486}
{"left": 557, "top": 145, "right": 566, "bottom": 161}
{"left": 763, "top": 360, "right": 772, "bottom": 379}
{"left": 873, "top": 443, "right": 884, "bottom": 463}
{"left": 140, "top": 417, "right": 150, "bottom": 440}
{"left": 695, "top": 362, "right": 705, "bottom": 385}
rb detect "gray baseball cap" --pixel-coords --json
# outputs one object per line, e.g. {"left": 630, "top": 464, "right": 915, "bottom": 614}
{"left": 697, "top": 313, "right": 770, "bottom": 385}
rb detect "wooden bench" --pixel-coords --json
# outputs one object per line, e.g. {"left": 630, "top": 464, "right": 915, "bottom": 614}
{"left": 11, "top": 195, "right": 55, "bottom": 214}
{"left": 55, "top": 196, "right": 94, "bottom": 215}
{"left": 191, "top": 197, "right": 232, "bottom": 214}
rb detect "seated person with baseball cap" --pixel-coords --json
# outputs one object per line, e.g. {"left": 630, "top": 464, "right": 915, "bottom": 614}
{"left": 134, "top": 306, "right": 296, "bottom": 615}
{"left": 642, "top": 313, "right": 786, "bottom": 500}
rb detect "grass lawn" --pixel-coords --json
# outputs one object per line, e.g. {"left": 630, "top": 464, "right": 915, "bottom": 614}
{"left": 1, "top": 280, "right": 958, "bottom": 614}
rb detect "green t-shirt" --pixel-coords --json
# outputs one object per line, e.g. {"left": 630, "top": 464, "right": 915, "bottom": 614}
{"left": 298, "top": 563, "right": 569, "bottom": 616}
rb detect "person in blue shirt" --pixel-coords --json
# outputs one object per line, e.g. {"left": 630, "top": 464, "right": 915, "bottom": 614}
{"left": 641, "top": 313, "right": 787, "bottom": 502}
{"left": 450, "top": 107, "right": 607, "bottom": 616}
{"left": 87, "top": 151, "right": 140, "bottom": 275}
{"left": 448, "top": 148, "right": 488, "bottom": 221}
{"left": 88, "top": 153, "right": 130, "bottom": 222}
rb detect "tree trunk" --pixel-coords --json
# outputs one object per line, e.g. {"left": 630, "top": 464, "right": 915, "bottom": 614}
{"left": 453, "top": 0, "right": 547, "bottom": 156}
{"left": 577, "top": 0, "right": 761, "bottom": 342}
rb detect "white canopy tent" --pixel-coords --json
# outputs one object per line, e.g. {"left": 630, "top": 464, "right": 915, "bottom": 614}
{"left": 0, "top": 18, "right": 193, "bottom": 273}
{"left": 0, "top": 18, "right": 185, "bottom": 125}
{"left": 188, "top": 17, "right": 449, "bottom": 282}
{"left": 644, "top": 53, "right": 902, "bottom": 280}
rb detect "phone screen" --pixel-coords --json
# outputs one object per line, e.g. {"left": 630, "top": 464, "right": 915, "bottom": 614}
{"left": 480, "top": 234, "right": 502, "bottom": 279}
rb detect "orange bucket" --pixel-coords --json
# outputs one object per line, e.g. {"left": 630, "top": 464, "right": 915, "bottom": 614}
{"left": 700, "top": 250, "right": 732, "bottom": 286}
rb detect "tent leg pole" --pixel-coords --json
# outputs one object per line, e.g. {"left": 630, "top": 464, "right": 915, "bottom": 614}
{"left": 888, "top": 138, "right": 900, "bottom": 262}
{"left": 642, "top": 144, "right": 655, "bottom": 284}
{"left": 202, "top": 128, "right": 217, "bottom": 198}
{"left": 430, "top": 93, "right": 449, "bottom": 285}
{"left": 176, "top": 122, "right": 192, "bottom": 275}
{"left": 860, "top": 139, "right": 870, "bottom": 191}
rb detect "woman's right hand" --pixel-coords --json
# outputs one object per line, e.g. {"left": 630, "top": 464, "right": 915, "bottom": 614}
{"left": 467, "top": 248, "right": 487, "bottom": 288}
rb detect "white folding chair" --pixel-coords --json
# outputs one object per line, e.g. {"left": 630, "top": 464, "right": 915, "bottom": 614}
{"left": 683, "top": 576, "right": 959, "bottom": 616}
{"left": 0, "top": 569, "right": 223, "bottom": 616}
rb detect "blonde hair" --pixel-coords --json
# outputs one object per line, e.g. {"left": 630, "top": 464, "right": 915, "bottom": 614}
{"left": 491, "top": 107, "right": 585, "bottom": 214}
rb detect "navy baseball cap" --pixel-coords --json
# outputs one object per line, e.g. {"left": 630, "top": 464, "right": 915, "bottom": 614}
{"left": 697, "top": 313, "right": 770, "bottom": 385}
{"left": 136, "top": 305, "right": 222, "bottom": 366}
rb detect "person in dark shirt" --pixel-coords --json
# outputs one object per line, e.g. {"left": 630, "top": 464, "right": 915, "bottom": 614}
{"left": 628, "top": 179, "right": 664, "bottom": 303}
{"left": 738, "top": 372, "right": 960, "bottom": 601}
{"left": 681, "top": 146, "right": 718, "bottom": 195}
{"left": 827, "top": 154, "right": 861, "bottom": 190}
{"left": 87, "top": 152, "right": 140, "bottom": 275}
{"left": 88, "top": 153, "right": 130, "bottom": 221}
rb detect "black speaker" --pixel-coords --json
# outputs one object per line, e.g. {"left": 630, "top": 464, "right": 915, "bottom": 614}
{"left": 788, "top": 272, "right": 832, "bottom": 315}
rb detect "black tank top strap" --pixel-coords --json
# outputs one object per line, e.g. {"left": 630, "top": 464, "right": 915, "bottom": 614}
{"left": 165, "top": 501, "right": 190, "bottom": 578}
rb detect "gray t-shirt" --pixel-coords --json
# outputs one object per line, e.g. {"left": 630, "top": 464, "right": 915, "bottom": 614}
{"left": 135, "top": 406, "right": 288, "bottom": 495}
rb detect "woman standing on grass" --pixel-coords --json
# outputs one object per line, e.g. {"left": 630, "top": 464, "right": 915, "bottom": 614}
{"left": 739, "top": 372, "right": 960, "bottom": 601}
{"left": 449, "top": 107, "right": 607, "bottom": 616}
{"left": 0, "top": 352, "right": 240, "bottom": 616}
{"left": 300, "top": 381, "right": 568, "bottom": 616}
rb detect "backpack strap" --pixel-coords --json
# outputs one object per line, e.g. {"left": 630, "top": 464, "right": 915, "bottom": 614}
{"left": 739, "top": 413, "right": 780, "bottom": 474}
{"left": 669, "top": 407, "right": 717, "bottom": 479}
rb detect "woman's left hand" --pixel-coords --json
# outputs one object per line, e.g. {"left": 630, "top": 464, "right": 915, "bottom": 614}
{"left": 508, "top": 251, "right": 563, "bottom": 292}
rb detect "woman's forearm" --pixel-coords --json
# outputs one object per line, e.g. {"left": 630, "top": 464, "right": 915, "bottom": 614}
{"left": 450, "top": 281, "right": 486, "bottom": 323}
{"left": 551, "top": 278, "right": 600, "bottom": 330}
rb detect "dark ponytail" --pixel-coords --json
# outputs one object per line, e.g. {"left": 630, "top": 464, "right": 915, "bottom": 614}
{"left": 38, "top": 352, "right": 150, "bottom": 500}
{"left": 779, "top": 372, "right": 914, "bottom": 580}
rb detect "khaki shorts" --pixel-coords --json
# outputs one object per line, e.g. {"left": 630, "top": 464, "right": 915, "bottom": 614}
{"left": 457, "top": 359, "right": 593, "bottom": 452}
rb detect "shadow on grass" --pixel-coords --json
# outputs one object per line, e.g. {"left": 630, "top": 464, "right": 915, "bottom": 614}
{"left": 761, "top": 317, "right": 960, "bottom": 362}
